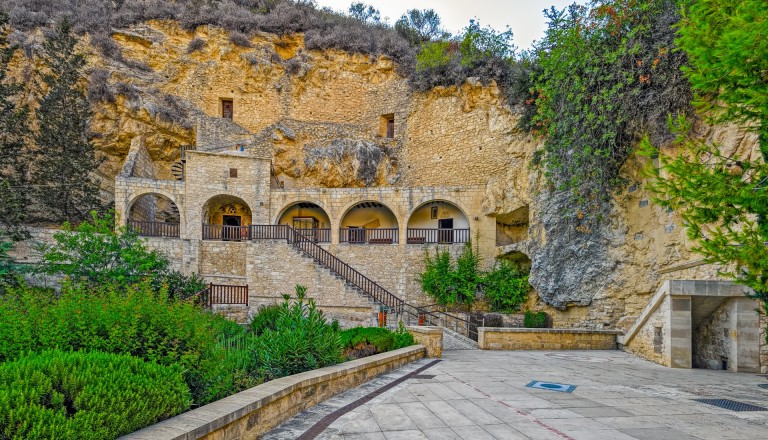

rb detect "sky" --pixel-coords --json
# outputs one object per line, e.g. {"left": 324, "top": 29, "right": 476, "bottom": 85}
{"left": 313, "top": 0, "right": 587, "bottom": 50}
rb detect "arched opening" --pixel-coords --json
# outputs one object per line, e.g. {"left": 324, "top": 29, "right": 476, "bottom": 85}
{"left": 202, "top": 194, "right": 252, "bottom": 241}
{"left": 498, "top": 251, "right": 532, "bottom": 272}
{"left": 406, "top": 200, "right": 470, "bottom": 244}
{"left": 340, "top": 201, "right": 399, "bottom": 244}
{"left": 277, "top": 201, "right": 332, "bottom": 242}
{"left": 127, "top": 193, "right": 180, "bottom": 237}
{"left": 496, "top": 204, "right": 529, "bottom": 246}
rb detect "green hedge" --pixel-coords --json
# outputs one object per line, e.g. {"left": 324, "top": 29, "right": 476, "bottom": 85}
{"left": 524, "top": 311, "right": 548, "bottom": 329}
{"left": 0, "top": 350, "right": 190, "bottom": 440}
{"left": 340, "top": 325, "right": 416, "bottom": 355}
{"left": 0, "top": 283, "right": 256, "bottom": 405}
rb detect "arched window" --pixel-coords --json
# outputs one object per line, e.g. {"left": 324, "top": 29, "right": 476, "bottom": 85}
{"left": 276, "top": 201, "right": 332, "bottom": 242}
{"left": 340, "top": 201, "right": 399, "bottom": 244}
{"left": 127, "top": 193, "right": 180, "bottom": 238}
{"left": 202, "top": 194, "right": 252, "bottom": 241}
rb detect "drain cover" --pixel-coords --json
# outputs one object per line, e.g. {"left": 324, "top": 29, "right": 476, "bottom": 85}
{"left": 759, "top": 384, "right": 768, "bottom": 390}
{"left": 412, "top": 375, "right": 436, "bottom": 380}
{"left": 693, "top": 399, "right": 767, "bottom": 412}
{"left": 526, "top": 380, "right": 576, "bottom": 393}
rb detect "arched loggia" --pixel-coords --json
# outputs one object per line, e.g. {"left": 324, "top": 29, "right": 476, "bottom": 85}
{"left": 127, "top": 193, "right": 181, "bottom": 238}
{"left": 406, "top": 200, "right": 470, "bottom": 244}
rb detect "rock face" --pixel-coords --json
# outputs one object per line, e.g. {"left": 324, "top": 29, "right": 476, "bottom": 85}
{"left": 7, "top": 20, "right": 763, "bottom": 328}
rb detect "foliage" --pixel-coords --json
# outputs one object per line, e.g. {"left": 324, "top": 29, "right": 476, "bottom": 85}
{"left": 339, "top": 324, "right": 414, "bottom": 359}
{"left": 0, "top": 283, "right": 253, "bottom": 404}
{"left": 526, "top": 0, "right": 691, "bottom": 227}
{"left": 0, "top": 11, "right": 31, "bottom": 240}
{"left": 642, "top": 1, "right": 768, "bottom": 326}
{"left": 395, "top": 9, "right": 446, "bottom": 46}
{"left": 31, "top": 18, "right": 103, "bottom": 224}
{"left": 0, "top": 350, "right": 191, "bottom": 440}
{"left": 676, "top": 0, "right": 768, "bottom": 153}
{"left": 255, "top": 285, "right": 342, "bottom": 380}
{"left": 453, "top": 240, "right": 481, "bottom": 305}
{"left": 523, "top": 311, "right": 548, "bottom": 328}
{"left": 348, "top": 2, "right": 379, "bottom": 23}
{"left": 0, "top": 233, "right": 16, "bottom": 285}
{"left": 419, "top": 240, "right": 483, "bottom": 306}
{"left": 411, "top": 20, "right": 523, "bottom": 105}
{"left": 40, "top": 211, "right": 204, "bottom": 298}
{"left": 482, "top": 260, "right": 530, "bottom": 312}
{"left": 249, "top": 303, "right": 283, "bottom": 336}
{"left": 40, "top": 211, "right": 168, "bottom": 288}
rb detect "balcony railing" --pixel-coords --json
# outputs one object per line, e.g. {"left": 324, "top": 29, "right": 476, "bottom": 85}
{"left": 128, "top": 220, "right": 180, "bottom": 238}
{"left": 406, "top": 228, "right": 470, "bottom": 244}
{"left": 202, "top": 224, "right": 249, "bottom": 241}
{"left": 339, "top": 228, "right": 398, "bottom": 244}
{"left": 190, "top": 283, "right": 248, "bottom": 307}
{"left": 294, "top": 228, "right": 331, "bottom": 243}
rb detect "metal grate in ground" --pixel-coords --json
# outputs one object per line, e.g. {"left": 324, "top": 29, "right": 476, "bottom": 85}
{"left": 526, "top": 380, "right": 576, "bottom": 393}
{"left": 692, "top": 398, "right": 767, "bottom": 412}
{"left": 758, "top": 384, "right": 768, "bottom": 390}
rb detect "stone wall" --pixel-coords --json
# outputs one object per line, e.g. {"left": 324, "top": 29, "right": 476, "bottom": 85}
{"left": 623, "top": 296, "right": 669, "bottom": 366}
{"left": 478, "top": 328, "right": 619, "bottom": 350}
{"left": 407, "top": 326, "right": 443, "bottom": 358}
{"left": 200, "top": 241, "right": 246, "bottom": 278}
{"left": 124, "top": 345, "right": 426, "bottom": 440}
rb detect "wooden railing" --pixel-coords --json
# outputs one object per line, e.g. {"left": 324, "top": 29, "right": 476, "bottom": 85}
{"left": 248, "top": 225, "right": 289, "bottom": 240}
{"left": 202, "top": 224, "right": 249, "bottom": 241}
{"left": 339, "top": 228, "right": 398, "bottom": 244}
{"left": 295, "top": 228, "right": 331, "bottom": 243}
{"left": 190, "top": 284, "right": 248, "bottom": 307}
{"left": 128, "top": 220, "right": 180, "bottom": 238}
{"left": 406, "top": 228, "right": 470, "bottom": 244}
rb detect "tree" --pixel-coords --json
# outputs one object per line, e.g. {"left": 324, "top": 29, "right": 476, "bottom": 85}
{"left": 0, "top": 12, "right": 31, "bottom": 240}
{"left": 348, "top": 2, "right": 380, "bottom": 23}
{"left": 32, "top": 19, "right": 102, "bottom": 224}
{"left": 395, "top": 9, "right": 446, "bottom": 46}
{"left": 526, "top": 0, "right": 691, "bottom": 228}
{"left": 41, "top": 211, "right": 205, "bottom": 298}
{"left": 642, "top": 1, "right": 768, "bottom": 317}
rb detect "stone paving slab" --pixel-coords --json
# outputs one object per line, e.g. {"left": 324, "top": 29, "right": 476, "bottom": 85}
{"left": 263, "top": 350, "right": 768, "bottom": 440}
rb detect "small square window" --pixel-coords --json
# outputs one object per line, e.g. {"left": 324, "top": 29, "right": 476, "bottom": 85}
{"left": 380, "top": 114, "right": 395, "bottom": 138}
{"left": 229, "top": 168, "right": 238, "bottom": 178}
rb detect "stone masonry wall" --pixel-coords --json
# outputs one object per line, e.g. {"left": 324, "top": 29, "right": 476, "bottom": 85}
{"left": 693, "top": 302, "right": 731, "bottom": 370}
{"left": 623, "top": 296, "right": 670, "bottom": 367}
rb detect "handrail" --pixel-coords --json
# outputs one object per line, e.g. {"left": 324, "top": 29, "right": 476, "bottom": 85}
{"left": 406, "top": 228, "right": 470, "bottom": 244}
{"left": 128, "top": 220, "right": 180, "bottom": 238}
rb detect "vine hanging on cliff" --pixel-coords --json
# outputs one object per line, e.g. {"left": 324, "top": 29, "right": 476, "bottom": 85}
{"left": 525, "top": 0, "right": 691, "bottom": 229}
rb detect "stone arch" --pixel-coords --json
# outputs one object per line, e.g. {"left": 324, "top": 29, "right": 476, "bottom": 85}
{"left": 405, "top": 195, "right": 469, "bottom": 223}
{"left": 405, "top": 199, "right": 470, "bottom": 244}
{"left": 202, "top": 194, "right": 253, "bottom": 225}
{"left": 274, "top": 199, "right": 332, "bottom": 227}
{"left": 275, "top": 200, "right": 333, "bottom": 242}
{"left": 125, "top": 190, "right": 183, "bottom": 237}
{"left": 339, "top": 200, "right": 400, "bottom": 244}
{"left": 498, "top": 250, "right": 532, "bottom": 271}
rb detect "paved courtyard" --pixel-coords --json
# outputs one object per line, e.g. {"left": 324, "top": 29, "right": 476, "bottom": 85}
{"left": 264, "top": 350, "right": 768, "bottom": 440}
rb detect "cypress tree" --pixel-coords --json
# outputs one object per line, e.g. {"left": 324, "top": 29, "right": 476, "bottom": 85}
{"left": 0, "top": 11, "right": 31, "bottom": 240}
{"left": 32, "top": 19, "right": 102, "bottom": 224}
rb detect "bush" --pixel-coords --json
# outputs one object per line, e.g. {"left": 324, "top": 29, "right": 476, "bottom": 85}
{"left": 339, "top": 324, "right": 415, "bottom": 359}
{"left": 0, "top": 350, "right": 190, "bottom": 439}
{"left": 419, "top": 240, "right": 481, "bottom": 306}
{"left": 524, "top": 311, "right": 548, "bottom": 328}
{"left": 482, "top": 260, "right": 530, "bottom": 312}
{"left": 249, "top": 303, "right": 282, "bottom": 336}
{"left": 255, "top": 285, "right": 342, "bottom": 380}
{"left": 0, "top": 283, "right": 253, "bottom": 405}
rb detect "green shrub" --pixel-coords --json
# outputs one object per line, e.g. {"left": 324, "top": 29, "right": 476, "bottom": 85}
{"left": 340, "top": 324, "right": 415, "bottom": 356}
{"left": 524, "top": 311, "right": 548, "bottom": 329}
{"left": 256, "top": 285, "right": 342, "bottom": 380}
{"left": 249, "top": 303, "right": 283, "bottom": 336}
{"left": 482, "top": 260, "right": 530, "bottom": 313}
{"left": 0, "top": 350, "right": 190, "bottom": 440}
{"left": 419, "top": 240, "right": 480, "bottom": 306}
{"left": 0, "top": 283, "right": 253, "bottom": 405}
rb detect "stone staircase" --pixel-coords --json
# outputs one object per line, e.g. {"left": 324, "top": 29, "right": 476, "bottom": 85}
{"left": 442, "top": 328, "right": 478, "bottom": 350}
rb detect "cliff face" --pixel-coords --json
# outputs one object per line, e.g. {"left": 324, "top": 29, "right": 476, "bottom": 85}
{"left": 8, "top": 20, "right": 760, "bottom": 327}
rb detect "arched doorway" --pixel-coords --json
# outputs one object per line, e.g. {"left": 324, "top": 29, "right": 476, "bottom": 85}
{"left": 277, "top": 201, "right": 332, "bottom": 242}
{"left": 202, "top": 194, "right": 252, "bottom": 240}
{"left": 406, "top": 200, "right": 469, "bottom": 244}
{"left": 340, "top": 201, "right": 399, "bottom": 244}
{"left": 127, "top": 193, "right": 181, "bottom": 237}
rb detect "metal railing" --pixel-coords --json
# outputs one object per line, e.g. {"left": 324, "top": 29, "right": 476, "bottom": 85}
{"left": 339, "top": 228, "right": 398, "bottom": 244}
{"left": 128, "top": 220, "right": 180, "bottom": 238}
{"left": 406, "top": 228, "right": 470, "bottom": 244}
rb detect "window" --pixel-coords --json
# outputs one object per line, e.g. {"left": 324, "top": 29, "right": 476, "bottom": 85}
{"left": 380, "top": 114, "right": 394, "bottom": 138}
{"left": 229, "top": 168, "right": 238, "bottom": 178}
{"left": 221, "top": 99, "right": 233, "bottom": 119}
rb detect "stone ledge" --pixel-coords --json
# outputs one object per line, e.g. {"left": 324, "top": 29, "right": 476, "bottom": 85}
{"left": 121, "top": 345, "right": 426, "bottom": 440}
{"left": 478, "top": 328, "right": 620, "bottom": 351}
{"left": 479, "top": 328, "right": 622, "bottom": 335}
{"left": 407, "top": 326, "right": 443, "bottom": 358}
